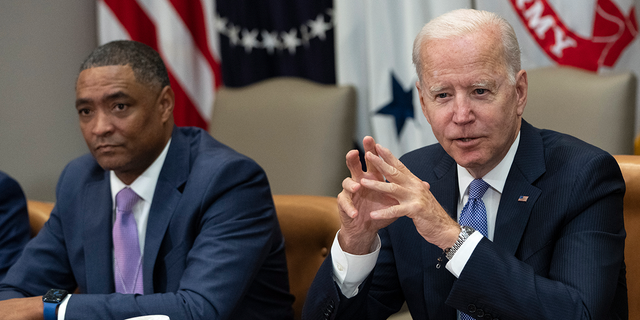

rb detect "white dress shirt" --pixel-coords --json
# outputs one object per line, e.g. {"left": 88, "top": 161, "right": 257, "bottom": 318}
{"left": 58, "top": 139, "right": 171, "bottom": 320}
{"left": 332, "top": 133, "right": 521, "bottom": 300}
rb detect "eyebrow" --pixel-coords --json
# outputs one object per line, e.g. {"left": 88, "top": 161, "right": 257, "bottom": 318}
{"left": 428, "top": 85, "right": 447, "bottom": 95}
{"left": 75, "top": 91, "right": 133, "bottom": 108}
{"left": 471, "top": 79, "right": 497, "bottom": 89}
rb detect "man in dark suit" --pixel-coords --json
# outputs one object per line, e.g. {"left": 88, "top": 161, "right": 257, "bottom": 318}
{"left": 303, "top": 9, "right": 627, "bottom": 320}
{"left": 0, "top": 171, "right": 30, "bottom": 281}
{"left": 0, "top": 40, "right": 294, "bottom": 320}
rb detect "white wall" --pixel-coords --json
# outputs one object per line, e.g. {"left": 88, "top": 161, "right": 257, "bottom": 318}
{"left": 0, "top": 1, "right": 97, "bottom": 201}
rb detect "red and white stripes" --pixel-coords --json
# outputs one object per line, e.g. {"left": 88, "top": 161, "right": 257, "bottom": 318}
{"left": 97, "top": 0, "right": 222, "bottom": 129}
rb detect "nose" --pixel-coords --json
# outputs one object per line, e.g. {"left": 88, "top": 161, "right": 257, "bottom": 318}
{"left": 91, "top": 110, "right": 114, "bottom": 137}
{"left": 451, "top": 96, "right": 474, "bottom": 125}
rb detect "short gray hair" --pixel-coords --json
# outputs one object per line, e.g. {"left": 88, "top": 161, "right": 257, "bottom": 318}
{"left": 412, "top": 9, "right": 521, "bottom": 84}
{"left": 79, "top": 40, "right": 170, "bottom": 89}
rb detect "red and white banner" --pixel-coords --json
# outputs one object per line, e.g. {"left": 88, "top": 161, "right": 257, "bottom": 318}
{"left": 477, "top": 0, "right": 640, "bottom": 133}
{"left": 509, "top": 0, "right": 637, "bottom": 71}
{"left": 97, "top": 0, "right": 222, "bottom": 129}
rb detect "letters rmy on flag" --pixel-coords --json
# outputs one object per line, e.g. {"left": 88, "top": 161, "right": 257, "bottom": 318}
{"left": 97, "top": 0, "right": 223, "bottom": 129}
{"left": 477, "top": 0, "right": 640, "bottom": 134}
{"left": 334, "top": 0, "right": 471, "bottom": 157}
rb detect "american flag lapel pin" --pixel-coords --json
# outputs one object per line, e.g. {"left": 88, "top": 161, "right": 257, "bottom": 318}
{"left": 518, "top": 195, "right": 529, "bottom": 202}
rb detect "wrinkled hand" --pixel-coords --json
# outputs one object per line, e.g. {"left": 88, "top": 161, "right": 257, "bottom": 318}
{"left": 0, "top": 296, "right": 44, "bottom": 320}
{"left": 337, "top": 136, "right": 399, "bottom": 255}
{"left": 359, "top": 143, "right": 460, "bottom": 250}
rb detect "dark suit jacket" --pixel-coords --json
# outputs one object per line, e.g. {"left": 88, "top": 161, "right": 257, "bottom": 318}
{"left": 0, "top": 127, "right": 294, "bottom": 320}
{"left": 0, "top": 171, "right": 30, "bottom": 281}
{"left": 303, "top": 120, "right": 627, "bottom": 320}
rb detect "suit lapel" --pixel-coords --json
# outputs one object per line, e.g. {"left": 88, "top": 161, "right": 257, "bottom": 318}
{"left": 142, "top": 127, "right": 189, "bottom": 293}
{"left": 82, "top": 172, "right": 115, "bottom": 294}
{"left": 421, "top": 151, "right": 459, "bottom": 320}
{"left": 430, "top": 152, "right": 459, "bottom": 221}
{"left": 493, "top": 121, "right": 545, "bottom": 255}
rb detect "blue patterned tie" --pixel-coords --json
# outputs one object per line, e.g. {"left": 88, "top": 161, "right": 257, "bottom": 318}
{"left": 459, "top": 179, "right": 489, "bottom": 320}
{"left": 459, "top": 179, "right": 489, "bottom": 237}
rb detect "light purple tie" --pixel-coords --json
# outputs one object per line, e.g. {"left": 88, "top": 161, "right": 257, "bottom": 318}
{"left": 459, "top": 179, "right": 489, "bottom": 320}
{"left": 113, "top": 187, "right": 143, "bottom": 294}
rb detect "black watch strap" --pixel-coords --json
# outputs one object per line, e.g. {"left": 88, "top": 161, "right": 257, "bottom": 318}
{"left": 43, "top": 289, "right": 68, "bottom": 320}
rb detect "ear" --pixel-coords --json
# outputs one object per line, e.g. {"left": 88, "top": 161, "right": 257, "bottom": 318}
{"left": 157, "top": 85, "right": 175, "bottom": 123}
{"left": 416, "top": 80, "right": 432, "bottom": 125}
{"left": 514, "top": 70, "right": 527, "bottom": 116}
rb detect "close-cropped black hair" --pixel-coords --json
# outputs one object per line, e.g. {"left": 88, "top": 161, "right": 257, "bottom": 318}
{"left": 79, "top": 40, "right": 170, "bottom": 88}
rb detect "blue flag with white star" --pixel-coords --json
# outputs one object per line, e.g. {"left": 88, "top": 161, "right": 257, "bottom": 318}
{"left": 377, "top": 74, "right": 415, "bottom": 136}
{"left": 216, "top": 0, "right": 335, "bottom": 87}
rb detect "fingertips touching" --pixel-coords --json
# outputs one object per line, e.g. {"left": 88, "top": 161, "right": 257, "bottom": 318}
{"left": 376, "top": 144, "right": 399, "bottom": 164}
{"left": 342, "top": 177, "right": 361, "bottom": 193}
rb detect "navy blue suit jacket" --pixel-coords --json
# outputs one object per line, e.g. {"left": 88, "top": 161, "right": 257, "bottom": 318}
{"left": 303, "top": 120, "right": 627, "bottom": 320}
{"left": 0, "top": 127, "right": 294, "bottom": 320}
{"left": 0, "top": 171, "right": 30, "bottom": 281}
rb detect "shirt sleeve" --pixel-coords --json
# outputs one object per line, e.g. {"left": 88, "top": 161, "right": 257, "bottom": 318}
{"left": 330, "top": 231, "right": 381, "bottom": 298}
{"left": 57, "top": 294, "right": 72, "bottom": 320}
{"left": 445, "top": 231, "right": 484, "bottom": 278}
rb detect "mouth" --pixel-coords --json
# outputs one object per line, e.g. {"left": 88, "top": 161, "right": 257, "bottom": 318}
{"left": 455, "top": 136, "right": 478, "bottom": 141}
{"left": 453, "top": 136, "right": 481, "bottom": 146}
{"left": 95, "top": 144, "right": 120, "bottom": 152}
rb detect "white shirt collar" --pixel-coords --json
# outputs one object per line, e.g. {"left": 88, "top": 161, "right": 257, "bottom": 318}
{"left": 110, "top": 138, "right": 172, "bottom": 205}
{"left": 457, "top": 132, "right": 520, "bottom": 202}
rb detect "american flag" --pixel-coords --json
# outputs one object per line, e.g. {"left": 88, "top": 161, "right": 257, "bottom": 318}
{"left": 97, "top": 0, "right": 222, "bottom": 130}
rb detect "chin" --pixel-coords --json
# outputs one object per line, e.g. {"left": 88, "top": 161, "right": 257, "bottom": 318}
{"left": 453, "top": 154, "right": 487, "bottom": 170}
{"left": 95, "top": 157, "right": 127, "bottom": 172}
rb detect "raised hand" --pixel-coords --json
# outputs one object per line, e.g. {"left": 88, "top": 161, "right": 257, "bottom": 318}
{"left": 359, "top": 143, "right": 460, "bottom": 250}
{"left": 337, "top": 136, "right": 399, "bottom": 255}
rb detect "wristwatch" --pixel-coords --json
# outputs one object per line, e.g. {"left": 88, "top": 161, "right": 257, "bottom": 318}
{"left": 43, "top": 289, "right": 68, "bottom": 320}
{"left": 445, "top": 226, "right": 475, "bottom": 260}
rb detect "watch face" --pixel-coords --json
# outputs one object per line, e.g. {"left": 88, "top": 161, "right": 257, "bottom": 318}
{"left": 43, "top": 289, "right": 68, "bottom": 303}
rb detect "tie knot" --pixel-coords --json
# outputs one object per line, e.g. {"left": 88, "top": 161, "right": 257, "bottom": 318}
{"left": 469, "top": 179, "right": 489, "bottom": 199}
{"left": 116, "top": 187, "right": 140, "bottom": 213}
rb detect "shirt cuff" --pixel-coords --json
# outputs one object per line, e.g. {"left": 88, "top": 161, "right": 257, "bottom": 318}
{"left": 446, "top": 231, "right": 484, "bottom": 278}
{"left": 57, "top": 294, "right": 72, "bottom": 320}
{"left": 331, "top": 230, "right": 380, "bottom": 298}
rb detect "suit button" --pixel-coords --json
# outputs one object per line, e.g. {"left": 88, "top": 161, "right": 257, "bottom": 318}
{"left": 476, "top": 309, "right": 484, "bottom": 317}
{"left": 467, "top": 304, "right": 477, "bottom": 313}
{"left": 483, "top": 313, "right": 492, "bottom": 319}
